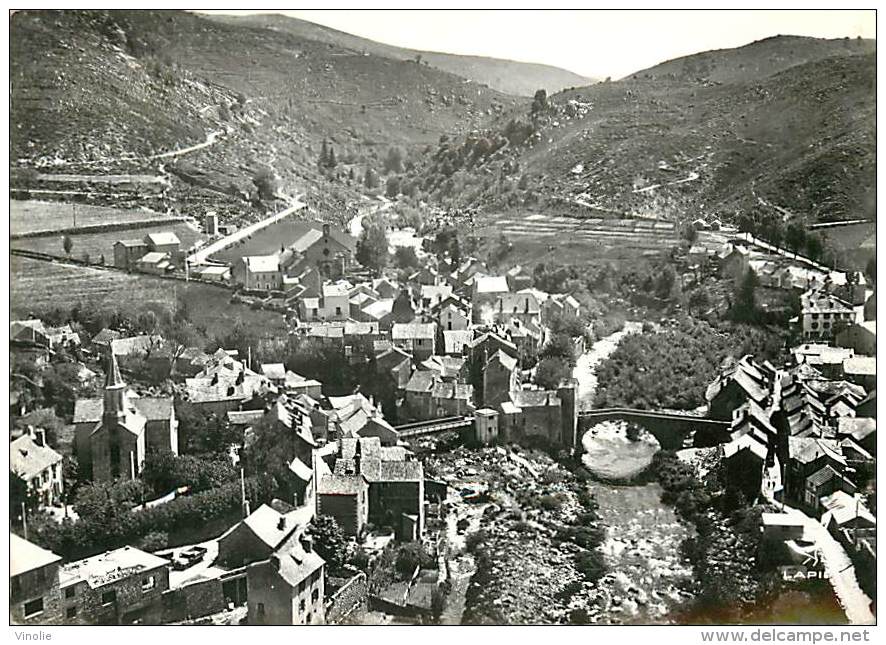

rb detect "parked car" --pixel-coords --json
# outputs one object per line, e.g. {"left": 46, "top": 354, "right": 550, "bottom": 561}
{"left": 172, "top": 546, "right": 208, "bottom": 571}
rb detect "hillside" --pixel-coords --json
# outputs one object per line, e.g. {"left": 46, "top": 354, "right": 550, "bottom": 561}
{"left": 206, "top": 12, "right": 596, "bottom": 96}
{"left": 399, "top": 36, "right": 875, "bottom": 226}
{"left": 10, "top": 9, "right": 516, "bottom": 221}
{"left": 627, "top": 34, "right": 875, "bottom": 83}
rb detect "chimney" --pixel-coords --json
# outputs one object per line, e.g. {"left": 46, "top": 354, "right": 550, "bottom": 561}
{"left": 277, "top": 517, "right": 286, "bottom": 531}
{"left": 322, "top": 223, "right": 330, "bottom": 237}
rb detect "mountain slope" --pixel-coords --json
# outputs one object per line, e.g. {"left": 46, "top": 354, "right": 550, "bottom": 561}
{"left": 10, "top": 9, "right": 517, "bottom": 220}
{"left": 205, "top": 12, "right": 596, "bottom": 96}
{"left": 625, "top": 34, "right": 875, "bottom": 83}
{"left": 403, "top": 37, "right": 875, "bottom": 225}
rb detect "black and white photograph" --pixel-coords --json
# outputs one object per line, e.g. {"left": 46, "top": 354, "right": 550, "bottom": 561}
{"left": 5, "top": 3, "right": 878, "bottom": 635}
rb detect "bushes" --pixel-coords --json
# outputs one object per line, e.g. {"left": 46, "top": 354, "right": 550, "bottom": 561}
{"left": 594, "top": 318, "right": 787, "bottom": 410}
{"left": 576, "top": 550, "right": 607, "bottom": 583}
{"left": 28, "top": 475, "right": 274, "bottom": 561}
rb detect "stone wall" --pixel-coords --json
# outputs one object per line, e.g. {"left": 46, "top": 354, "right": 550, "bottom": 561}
{"left": 325, "top": 572, "right": 367, "bottom": 624}
{"left": 578, "top": 408, "right": 730, "bottom": 450}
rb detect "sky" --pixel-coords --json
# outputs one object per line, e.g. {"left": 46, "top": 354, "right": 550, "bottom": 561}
{"left": 198, "top": 9, "right": 876, "bottom": 79}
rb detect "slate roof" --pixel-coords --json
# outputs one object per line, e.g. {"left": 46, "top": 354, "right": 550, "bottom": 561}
{"left": 317, "top": 474, "right": 364, "bottom": 495}
{"left": 787, "top": 437, "right": 846, "bottom": 466}
{"left": 474, "top": 275, "right": 510, "bottom": 294}
{"left": 511, "top": 390, "right": 560, "bottom": 408}
{"left": 289, "top": 457, "right": 313, "bottom": 482}
{"left": 379, "top": 460, "right": 423, "bottom": 482}
{"left": 837, "top": 418, "right": 876, "bottom": 442}
{"left": 431, "top": 381, "right": 473, "bottom": 401}
{"left": 392, "top": 322, "right": 436, "bottom": 340}
{"left": 443, "top": 330, "right": 473, "bottom": 355}
{"left": 10, "top": 533, "right": 62, "bottom": 578}
{"left": 10, "top": 434, "right": 63, "bottom": 480}
{"left": 487, "top": 349, "right": 518, "bottom": 373}
{"left": 244, "top": 255, "right": 280, "bottom": 273}
{"left": 234, "top": 504, "right": 297, "bottom": 550}
{"left": 405, "top": 370, "right": 437, "bottom": 393}
{"left": 820, "top": 490, "right": 877, "bottom": 527}
{"left": 145, "top": 232, "right": 180, "bottom": 247}
{"left": 269, "top": 543, "right": 326, "bottom": 588}
{"left": 261, "top": 363, "right": 287, "bottom": 380}
{"left": 362, "top": 299, "right": 395, "bottom": 320}
{"left": 73, "top": 395, "right": 173, "bottom": 424}
{"left": 843, "top": 356, "right": 876, "bottom": 377}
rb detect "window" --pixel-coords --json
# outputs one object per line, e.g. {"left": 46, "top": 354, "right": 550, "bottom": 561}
{"left": 23, "top": 598, "right": 44, "bottom": 618}
{"left": 299, "top": 599, "right": 306, "bottom": 613}
{"left": 65, "top": 587, "right": 76, "bottom": 599}
{"left": 323, "top": 248, "right": 330, "bottom": 256}
{"left": 101, "top": 590, "right": 117, "bottom": 606}
{"left": 335, "top": 306, "right": 342, "bottom": 316}
{"left": 142, "top": 576, "right": 156, "bottom": 592}
{"left": 811, "top": 313, "right": 820, "bottom": 319}
{"left": 306, "top": 612, "right": 313, "bottom": 624}
{"left": 66, "top": 606, "right": 78, "bottom": 619}
{"left": 312, "top": 589, "right": 319, "bottom": 603}
{"left": 257, "top": 603, "right": 265, "bottom": 617}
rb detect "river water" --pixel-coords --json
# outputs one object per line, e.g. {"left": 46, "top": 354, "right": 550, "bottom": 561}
{"left": 574, "top": 323, "right": 696, "bottom": 624}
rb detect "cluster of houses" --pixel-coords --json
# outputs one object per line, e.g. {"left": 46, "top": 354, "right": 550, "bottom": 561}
{"left": 708, "top": 350, "right": 876, "bottom": 572}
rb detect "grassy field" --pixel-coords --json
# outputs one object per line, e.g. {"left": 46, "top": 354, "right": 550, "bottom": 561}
{"left": 10, "top": 257, "right": 287, "bottom": 340}
{"left": 11, "top": 222, "right": 205, "bottom": 261}
{"left": 11, "top": 200, "right": 181, "bottom": 236}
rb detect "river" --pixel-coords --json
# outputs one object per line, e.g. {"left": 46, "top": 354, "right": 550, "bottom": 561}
{"left": 574, "top": 322, "right": 696, "bottom": 623}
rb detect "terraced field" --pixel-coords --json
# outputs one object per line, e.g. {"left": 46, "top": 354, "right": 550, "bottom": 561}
{"left": 10, "top": 256, "right": 287, "bottom": 339}
{"left": 11, "top": 200, "right": 182, "bottom": 236}
{"left": 482, "top": 212, "right": 679, "bottom": 263}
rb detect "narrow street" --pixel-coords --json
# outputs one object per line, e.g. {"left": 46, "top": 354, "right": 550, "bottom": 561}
{"left": 771, "top": 500, "right": 875, "bottom": 625}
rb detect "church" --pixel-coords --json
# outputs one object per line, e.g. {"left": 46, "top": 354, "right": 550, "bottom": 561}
{"left": 73, "top": 351, "right": 178, "bottom": 481}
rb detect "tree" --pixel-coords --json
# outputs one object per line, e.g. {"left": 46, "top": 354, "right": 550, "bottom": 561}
{"left": 327, "top": 145, "right": 337, "bottom": 169}
{"left": 62, "top": 235, "right": 73, "bottom": 256}
{"left": 384, "top": 147, "right": 404, "bottom": 174}
{"left": 385, "top": 175, "right": 401, "bottom": 199}
{"left": 530, "top": 89, "right": 548, "bottom": 116}
{"left": 688, "top": 289, "right": 711, "bottom": 317}
{"left": 805, "top": 234, "right": 824, "bottom": 262}
{"left": 865, "top": 257, "right": 876, "bottom": 285}
{"left": 728, "top": 268, "right": 760, "bottom": 324}
{"left": 655, "top": 264, "right": 678, "bottom": 300}
{"left": 534, "top": 356, "right": 571, "bottom": 389}
{"left": 309, "top": 515, "right": 348, "bottom": 571}
{"left": 539, "top": 333, "right": 576, "bottom": 368}
{"left": 682, "top": 223, "right": 699, "bottom": 245}
{"left": 252, "top": 167, "right": 279, "bottom": 202}
{"left": 394, "top": 245, "right": 420, "bottom": 270}
{"left": 364, "top": 166, "right": 379, "bottom": 190}
{"left": 785, "top": 220, "right": 807, "bottom": 253}
{"left": 356, "top": 219, "right": 389, "bottom": 273}
{"left": 319, "top": 139, "right": 329, "bottom": 167}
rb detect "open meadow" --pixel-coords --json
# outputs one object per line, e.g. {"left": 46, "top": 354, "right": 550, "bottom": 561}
{"left": 11, "top": 199, "right": 182, "bottom": 236}
{"left": 11, "top": 221, "right": 205, "bottom": 261}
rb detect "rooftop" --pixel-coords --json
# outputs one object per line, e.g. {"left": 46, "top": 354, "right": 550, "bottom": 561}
{"left": 392, "top": 322, "right": 436, "bottom": 340}
{"left": 10, "top": 434, "right": 63, "bottom": 480}
{"left": 60, "top": 545, "right": 169, "bottom": 588}
{"left": 10, "top": 533, "right": 62, "bottom": 578}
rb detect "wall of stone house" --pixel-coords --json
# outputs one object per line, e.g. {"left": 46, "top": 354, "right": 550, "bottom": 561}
{"left": 161, "top": 574, "right": 228, "bottom": 623}
{"left": 10, "top": 563, "right": 62, "bottom": 626}
{"left": 318, "top": 493, "right": 363, "bottom": 536}
{"left": 325, "top": 572, "right": 367, "bottom": 624}
{"left": 63, "top": 565, "right": 169, "bottom": 625}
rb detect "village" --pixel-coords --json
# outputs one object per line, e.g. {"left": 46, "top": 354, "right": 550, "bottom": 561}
{"left": 9, "top": 193, "right": 877, "bottom": 625}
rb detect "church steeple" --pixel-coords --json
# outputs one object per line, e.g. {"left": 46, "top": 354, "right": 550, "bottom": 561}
{"left": 103, "top": 348, "right": 127, "bottom": 417}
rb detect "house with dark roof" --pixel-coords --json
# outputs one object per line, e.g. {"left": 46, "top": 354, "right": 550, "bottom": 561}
{"left": 402, "top": 370, "right": 438, "bottom": 421}
{"left": 247, "top": 535, "right": 326, "bottom": 625}
{"left": 431, "top": 295, "right": 472, "bottom": 333}
{"left": 392, "top": 322, "right": 437, "bottom": 361}
{"left": 837, "top": 418, "right": 876, "bottom": 456}
{"left": 705, "top": 355, "right": 773, "bottom": 421}
{"left": 10, "top": 427, "right": 63, "bottom": 507}
{"left": 784, "top": 436, "right": 848, "bottom": 508}
{"left": 217, "top": 503, "right": 309, "bottom": 568}
{"left": 482, "top": 350, "right": 519, "bottom": 410}
{"left": 279, "top": 223, "right": 356, "bottom": 280}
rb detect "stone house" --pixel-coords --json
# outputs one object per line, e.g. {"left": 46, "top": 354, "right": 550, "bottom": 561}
{"left": 247, "top": 536, "right": 326, "bottom": 625}
{"left": 10, "top": 427, "right": 64, "bottom": 507}
{"left": 59, "top": 546, "right": 170, "bottom": 625}
{"left": 10, "top": 534, "right": 63, "bottom": 625}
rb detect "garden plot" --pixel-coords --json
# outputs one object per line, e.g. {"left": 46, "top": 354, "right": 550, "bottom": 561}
{"left": 11, "top": 199, "right": 179, "bottom": 236}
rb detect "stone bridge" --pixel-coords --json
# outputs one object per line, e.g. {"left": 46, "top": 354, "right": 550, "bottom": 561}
{"left": 577, "top": 408, "right": 730, "bottom": 450}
